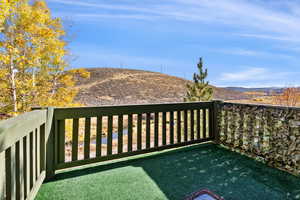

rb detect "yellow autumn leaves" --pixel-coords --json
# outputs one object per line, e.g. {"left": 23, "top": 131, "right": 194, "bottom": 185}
{"left": 0, "top": 0, "right": 90, "bottom": 115}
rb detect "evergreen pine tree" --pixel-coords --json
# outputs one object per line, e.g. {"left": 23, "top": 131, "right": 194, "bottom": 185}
{"left": 184, "top": 58, "right": 213, "bottom": 102}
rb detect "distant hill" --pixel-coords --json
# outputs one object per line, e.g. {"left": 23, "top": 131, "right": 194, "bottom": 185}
{"left": 223, "top": 87, "right": 287, "bottom": 95}
{"left": 75, "top": 68, "right": 249, "bottom": 106}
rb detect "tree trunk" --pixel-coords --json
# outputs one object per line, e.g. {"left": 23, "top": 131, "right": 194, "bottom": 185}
{"left": 10, "top": 57, "right": 17, "bottom": 113}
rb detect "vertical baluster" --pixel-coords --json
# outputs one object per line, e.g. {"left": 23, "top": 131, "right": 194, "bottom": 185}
{"left": 197, "top": 110, "right": 201, "bottom": 139}
{"left": 177, "top": 111, "right": 181, "bottom": 143}
{"left": 107, "top": 116, "right": 113, "bottom": 155}
{"left": 11, "top": 145, "right": 16, "bottom": 200}
{"left": 170, "top": 111, "right": 174, "bottom": 144}
{"left": 15, "top": 141, "right": 20, "bottom": 200}
{"left": 84, "top": 118, "right": 91, "bottom": 159}
{"left": 58, "top": 120, "right": 65, "bottom": 164}
{"left": 54, "top": 120, "right": 58, "bottom": 167}
{"left": 96, "top": 116, "right": 102, "bottom": 157}
{"left": 5, "top": 146, "right": 16, "bottom": 200}
{"left": 19, "top": 139, "right": 25, "bottom": 199}
{"left": 209, "top": 108, "right": 214, "bottom": 138}
{"left": 203, "top": 109, "right": 207, "bottom": 138}
{"left": 19, "top": 139, "right": 24, "bottom": 199}
{"left": 36, "top": 128, "right": 40, "bottom": 179}
{"left": 118, "top": 115, "right": 123, "bottom": 153}
{"left": 72, "top": 119, "right": 79, "bottom": 161}
{"left": 24, "top": 135, "right": 30, "bottom": 198}
{"left": 162, "top": 112, "right": 167, "bottom": 145}
{"left": 146, "top": 113, "right": 151, "bottom": 149}
{"left": 137, "top": 114, "right": 142, "bottom": 150}
{"left": 33, "top": 129, "right": 37, "bottom": 182}
{"left": 19, "top": 140, "right": 24, "bottom": 199}
{"left": 0, "top": 151, "right": 5, "bottom": 200}
{"left": 184, "top": 110, "right": 188, "bottom": 142}
{"left": 128, "top": 114, "right": 133, "bottom": 152}
{"left": 154, "top": 113, "right": 159, "bottom": 147}
{"left": 190, "top": 110, "right": 195, "bottom": 141}
{"left": 40, "top": 124, "right": 46, "bottom": 173}
{"left": 30, "top": 131, "right": 36, "bottom": 188}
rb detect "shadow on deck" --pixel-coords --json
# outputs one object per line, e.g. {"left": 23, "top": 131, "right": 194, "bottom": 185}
{"left": 36, "top": 143, "right": 300, "bottom": 200}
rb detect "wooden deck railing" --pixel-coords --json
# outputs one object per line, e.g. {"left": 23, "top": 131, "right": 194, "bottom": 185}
{"left": 0, "top": 102, "right": 215, "bottom": 200}
{"left": 0, "top": 109, "right": 53, "bottom": 200}
{"left": 0, "top": 101, "right": 299, "bottom": 200}
{"left": 52, "top": 102, "right": 215, "bottom": 170}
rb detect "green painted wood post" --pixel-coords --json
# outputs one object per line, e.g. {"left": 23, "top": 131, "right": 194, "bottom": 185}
{"left": 212, "top": 100, "right": 222, "bottom": 144}
{"left": 45, "top": 107, "right": 55, "bottom": 180}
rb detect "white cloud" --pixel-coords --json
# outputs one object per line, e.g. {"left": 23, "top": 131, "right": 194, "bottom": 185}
{"left": 48, "top": 0, "right": 300, "bottom": 44}
{"left": 74, "top": 13, "right": 158, "bottom": 21}
{"left": 220, "top": 67, "right": 292, "bottom": 82}
{"left": 214, "top": 48, "right": 295, "bottom": 60}
{"left": 216, "top": 49, "right": 266, "bottom": 57}
{"left": 48, "top": 0, "right": 153, "bottom": 13}
{"left": 220, "top": 68, "right": 267, "bottom": 81}
{"left": 237, "top": 33, "right": 300, "bottom": 42}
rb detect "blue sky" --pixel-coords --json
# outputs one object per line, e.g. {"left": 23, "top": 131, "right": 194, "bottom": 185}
{"left": 46, "top": 0, "right": 300, "bottom": 87}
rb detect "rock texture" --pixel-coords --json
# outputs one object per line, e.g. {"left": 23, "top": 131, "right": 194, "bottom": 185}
{"left": 217, "top": 102, "right": 300, "bottom": 176}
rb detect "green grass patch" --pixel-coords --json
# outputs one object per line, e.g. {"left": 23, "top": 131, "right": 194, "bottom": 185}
{"left": 36, "top": 143, "right": 300, "bottom": 200}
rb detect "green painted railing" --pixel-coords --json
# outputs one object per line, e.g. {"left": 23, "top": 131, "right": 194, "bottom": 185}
{"left": 0, "top": 102, "right": 216, "bottom": 200}
{"left": 52, "top": 102, "right": 215, "bottom": 170}
{"left": 0, "top": 109, "right": 53, "bottom": 200}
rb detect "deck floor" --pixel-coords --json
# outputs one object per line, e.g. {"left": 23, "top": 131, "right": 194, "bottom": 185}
{"left": 36, "top": 143, "right": 300, "bottom": 200}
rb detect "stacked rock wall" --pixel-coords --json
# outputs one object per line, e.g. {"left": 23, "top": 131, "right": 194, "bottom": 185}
{"left": 217, "top": 102, "right": 300, "bottom": 175}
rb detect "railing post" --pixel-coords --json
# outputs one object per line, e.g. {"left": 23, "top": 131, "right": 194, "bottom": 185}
{"left": 45, "top": 107, "right": 55, "bottom": 180}
{"left": 212, "top": 100, "right": 223, "bottom": 144}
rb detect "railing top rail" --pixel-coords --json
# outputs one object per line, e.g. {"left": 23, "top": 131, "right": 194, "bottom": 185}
{"left": 0, "top": 109, "right": 47, "bottom": 153}
{"left": 54, "top": 101, "right": 213, "bottom": 120}
{"left": 222, "top": 101, "right": 300, "bottom": 111}
{"left": 53, "top": 101, "right": 213, "bottom": 109}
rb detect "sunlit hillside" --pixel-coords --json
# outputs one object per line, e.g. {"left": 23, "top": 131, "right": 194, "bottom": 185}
{"left": 75, "top": 68, "right": 250, "bottom": 106}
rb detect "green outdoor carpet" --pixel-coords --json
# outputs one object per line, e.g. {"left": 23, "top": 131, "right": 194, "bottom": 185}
{"left": 36, "top": 143, "right": 300, "bottom": 200}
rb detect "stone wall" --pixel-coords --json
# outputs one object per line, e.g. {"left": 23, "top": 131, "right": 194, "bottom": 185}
{"left": 217, "top": 102, "right": 300, "bottom": 176}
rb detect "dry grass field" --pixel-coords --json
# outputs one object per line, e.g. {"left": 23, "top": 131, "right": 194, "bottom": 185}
{"left": 75, "top": 68, "right": 250, "bottom": 106}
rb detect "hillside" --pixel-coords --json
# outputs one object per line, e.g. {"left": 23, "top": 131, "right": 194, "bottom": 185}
{"left": 224, "top": 87, "right": 285, "bottom": 95}
{"left": 75, "top": 68, "right": 249, "bottom": 106}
